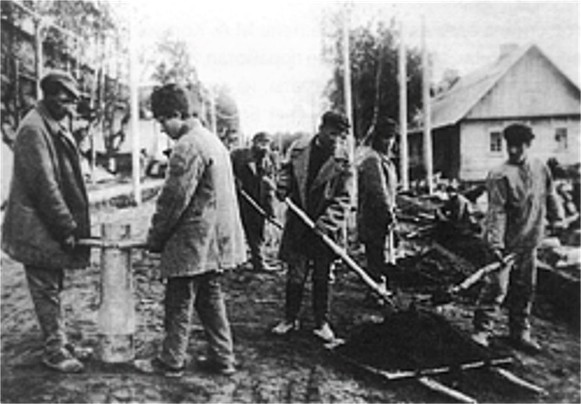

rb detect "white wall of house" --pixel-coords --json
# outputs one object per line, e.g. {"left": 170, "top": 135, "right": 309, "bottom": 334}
{"left": 459, "top": 117, "right": 580, "bottom": 181}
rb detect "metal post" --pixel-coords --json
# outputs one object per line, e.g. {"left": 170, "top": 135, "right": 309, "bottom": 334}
{"left": 97, "top": 223, "right": 136, "bottom": 363}
{"left": 398, "top": 19, "right": 409, "bottom": 191}
{"left": 422, "top": 15, "right": 433, "bottom": 194}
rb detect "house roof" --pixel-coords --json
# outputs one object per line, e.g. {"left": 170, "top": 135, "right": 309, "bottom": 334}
{"left": 429, "top": 44, "right": 580, "bottom": 129}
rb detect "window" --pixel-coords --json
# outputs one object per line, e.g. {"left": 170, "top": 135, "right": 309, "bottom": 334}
{"left": 490, "top": 131, "right": 502, "bottom": 153}
{"left": 555, "top": 128, "right": 568, "bottom": 151}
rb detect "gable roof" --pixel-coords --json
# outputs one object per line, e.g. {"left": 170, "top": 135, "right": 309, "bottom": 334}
{"left": 430, "top": 44, "right": 580, "bottom": 129}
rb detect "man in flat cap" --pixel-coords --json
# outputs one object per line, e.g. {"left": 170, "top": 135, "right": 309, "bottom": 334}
{"left": 357, "top": 115, "right": 398, "bottom": 305}
{"left": 471, "top": 123, "right": 564, "bottom": 353}
{"left": 272, "top": 111, "right": 352, "bottom": 343}
{"left": 2, "top": 70, "right": 91, "bottom": 372}
{"left": 231, "top": 132, "right": 278, "bottom": 272}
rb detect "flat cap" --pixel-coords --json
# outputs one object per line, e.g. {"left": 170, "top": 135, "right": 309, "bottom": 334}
{"left": 40, "top": 70, "right": 80, "bottom": 99}
{"left": 252, "top": 132, "right": 271, "bottom": 144}
{"left": 321, "top": 111, "right": 350, "bottom": 131}
{"left": 503, "top": 123, "right": 535, "bottom": 144}
{"left": 370, "top": 115, "right": 398, "bottom": 138}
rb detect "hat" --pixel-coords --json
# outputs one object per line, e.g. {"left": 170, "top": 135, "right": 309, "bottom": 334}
{"left": 40, "top": 70, "right": 80, "bottom": 99}
{"left": 503, "top": 123, "right": 535, "bottom": 144}
{"left": 252, "top": 132, "right": 271, "bottom": 144}
{"left": 321, "top": 111, "right": 350, "bottom": 131}
{"left": 369, "top": 115, "right": 398, "bottom": 139}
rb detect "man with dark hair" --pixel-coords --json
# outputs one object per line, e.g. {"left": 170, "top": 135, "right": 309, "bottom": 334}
{"left": 471, "top": 123, "right": 564, "bottom": 353}
{"left": 2, "top": 70, "right": 91, "bottom": 373}
{"left": 357, "top": 116, "right": 398, "bottom": 302}
{"left": 271, "top": 111, "right": 352, "bottom": 343}
{"left": 134, "top": 83, "right": 246, "bottom": 377}
{"left": 231, "top": 132, "right": 277, "bottom": 272}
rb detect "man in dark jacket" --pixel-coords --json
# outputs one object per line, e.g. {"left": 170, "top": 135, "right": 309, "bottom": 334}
{"left": 2, "top": 70, "right": 91, "bottom": 373}
{"left": 271, "top": 111, "right": 352, "bottom": 343}
{"left": 357, "top": 116, "right": 398, "bottom": 301}
{"left": 231, "top": 132, "right": 277, "bottom": 271}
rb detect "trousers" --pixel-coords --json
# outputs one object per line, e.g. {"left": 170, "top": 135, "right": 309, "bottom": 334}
{"left": 24, "top": 265, "right": 68, "bottom": 355}
{"left": 473, "top": 248, "right": 537, "bottom": 334}
{"left": 159, "top": 272, "right": 235, "bottom": 369}
{"left": 284, "top": 254, "right": 334, "bottom": 327}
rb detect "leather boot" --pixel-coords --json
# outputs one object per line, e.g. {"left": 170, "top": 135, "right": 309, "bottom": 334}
{"left": 509, "top": 329, "right": 541, "bottom": 354}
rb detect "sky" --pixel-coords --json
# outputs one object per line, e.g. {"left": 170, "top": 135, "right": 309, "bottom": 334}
{"left": 126, "top": 0, "right": 580, "bottom": 138}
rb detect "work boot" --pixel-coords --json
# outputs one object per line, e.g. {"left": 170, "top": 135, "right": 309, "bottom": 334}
{"left": 313, "top": 322, "right": 336, "bottom": 343}
{"left": 42, "top": 348, "right": 84, "bottom": 373}
{"left": 470, "top": 330, "right": 491, "bottom": 348}
{"left": 133, "top": 357, "right": 185, "bottom": 378}
{"left": 196, "top": 356, "right": 236, "bottom": 376}
{"left": 509, "top": 329, "right": 541, "bottom": 354}
{"left": 271, "top": 319, "right": 300, "bottom": 335}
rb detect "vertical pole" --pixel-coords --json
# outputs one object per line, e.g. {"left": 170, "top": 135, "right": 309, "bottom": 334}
{"left": 34, "top": 19, "right": 43, "bottom": 101}
{"left": 422, "top": 15, "right": 434, "bottom": 195}
{"left": 398, "top": 19, "right": 409, "bottom": 191}
{"left": 342, "top": 2, "right": 356, "bottom": 245}
{"left": 129, "top": 8, "right": 142, "bottom": 205}
{"left": 98, "top": 223, "right": 136, "bottom": 363}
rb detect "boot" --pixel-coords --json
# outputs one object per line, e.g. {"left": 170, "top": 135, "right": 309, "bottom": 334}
{"left": 471, "top": 330, "right": 491, "bottom": 348}
{"left": 313, "top": 278, "right": 331, "bottom": 328}
{"left": 509, "top": 329, "right": 541, "bottom": 354}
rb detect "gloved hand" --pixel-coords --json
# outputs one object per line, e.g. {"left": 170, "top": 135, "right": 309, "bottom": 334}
{"left": 61, "top": 234, "right": 77, "bottom": 253}
{"left": 275, "top": 188, "right": 287, "bottom": 202}
{"left": 146, "top": 234, "right": 164, "bottom": 254}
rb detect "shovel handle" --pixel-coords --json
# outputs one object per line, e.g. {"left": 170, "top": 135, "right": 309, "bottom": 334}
{"left": 284, "top": 198, "right": 393, "bottom": 305}
{"left": 450, "top": 253, "right": 516, "bottom": 293}
{"left": 77, "top": 238, "right": 148, "bottom": 249}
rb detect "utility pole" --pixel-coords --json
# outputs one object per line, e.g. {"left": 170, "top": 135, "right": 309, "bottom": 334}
{"left": 422, "top": 15, "right": 434, "bottom": 194}
{"left": 129, "top": 8, "right": 141, "bottom": 205}
{"left": 398, "top": 18, "right": 409, "bottom": 191}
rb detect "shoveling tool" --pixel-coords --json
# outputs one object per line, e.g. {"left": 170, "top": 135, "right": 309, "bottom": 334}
{"left": 237, "top": 185, "right": 284, "bottom": 230}
{"left": 428, "top": 253, "right": 516, "bottom": 306}
{"left": 284, "top": 197, "right": 395, "bottom": 308}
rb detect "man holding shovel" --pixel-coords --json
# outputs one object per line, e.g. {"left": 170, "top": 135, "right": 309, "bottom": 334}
{"left": 271, "top": 111, "right": 352, "bottom": 343}
{"left": 471, "top": 124, "right": 564, "bottom": 353}
{"left": 357, "top": 115, "right": 398, "bottom": 305}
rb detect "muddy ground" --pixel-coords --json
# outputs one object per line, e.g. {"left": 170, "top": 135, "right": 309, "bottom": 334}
{"left": 1, "top": 199, "right": 579, "bottom": 403}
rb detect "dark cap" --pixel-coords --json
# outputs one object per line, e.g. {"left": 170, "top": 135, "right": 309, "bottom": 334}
{"left": 321, "top": 111, "right": 350, "bottom": 131}
{"left": 40, "top": 70, "right": 80, "bottom": 99}
{"left": 503, "top": 123, "right": 535, "bottom": 144}
{"left": 252, "top": 132, "right": 271, "bottom": 144}
{"left": 370, "top": 115, "right": 398, "bottom": 139}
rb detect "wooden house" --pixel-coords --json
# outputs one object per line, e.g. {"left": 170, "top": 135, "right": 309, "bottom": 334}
{"left": 409, "top": 44, "right": 580, "bottom": 181}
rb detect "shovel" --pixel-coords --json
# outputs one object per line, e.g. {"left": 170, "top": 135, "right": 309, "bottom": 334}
{"left": 428, "top": 253, "right": 516, "bottom": 306}
{"left": 284, "top": 197, "right": 395, "bottom": 308}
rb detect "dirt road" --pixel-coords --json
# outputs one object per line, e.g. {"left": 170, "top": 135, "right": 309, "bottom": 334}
{"left": 1, "top": 201, "right": 579, "bottom": 403}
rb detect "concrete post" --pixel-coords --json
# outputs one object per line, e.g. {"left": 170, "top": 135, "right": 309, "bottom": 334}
{"left": 97, "top": 223, "right": 136, "bottom": 363}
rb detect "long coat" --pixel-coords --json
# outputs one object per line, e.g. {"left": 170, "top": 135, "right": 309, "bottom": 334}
{"left": 2, "top": 101, "right": 91, "bottom": 269}
{"left": 356, "top": 146, "right": 397, "bottom": 243}
{"left": 147, "top": 119, "right": 246, "bottom": 278}
{"left": 231, "top": 147, "right": 276, "bottom": 232}
{"left": 278, "top": 134, "right": 352, "bottom": 261}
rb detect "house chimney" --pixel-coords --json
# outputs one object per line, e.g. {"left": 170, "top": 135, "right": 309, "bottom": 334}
{"left": 499, "top": 43, "right": 519, "bottom": 59}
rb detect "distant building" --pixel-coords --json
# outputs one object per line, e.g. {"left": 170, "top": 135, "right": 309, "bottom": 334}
{"left": 410, "top": 44, "right": 580, "bottom": 181}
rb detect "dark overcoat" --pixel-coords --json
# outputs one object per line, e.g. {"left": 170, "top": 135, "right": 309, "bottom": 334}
{"left": 278, "top": 134, "right": 352, "bottom": 261}
{"left": 2, "top": 101, "right": 91, "bottom": 269}
{"left": 356, "top": 146, "right": 397, "bottom": 243}
{"left": 231, "top": 147, "right": 276, "bottom": 230}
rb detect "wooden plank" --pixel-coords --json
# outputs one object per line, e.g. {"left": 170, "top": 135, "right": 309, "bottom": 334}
{"left": 418, "top": 376, "right": 477, "bottom": 403}
{"left": 490, "top": 367, "right": 548, "bottom": 396}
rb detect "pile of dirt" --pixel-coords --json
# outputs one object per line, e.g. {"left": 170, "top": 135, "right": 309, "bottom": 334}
{"left": 335, "top": 309, "right": 505, "bottom": 372}
{"left": 393, "top": 247, "right": 476, "bottom": 291}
